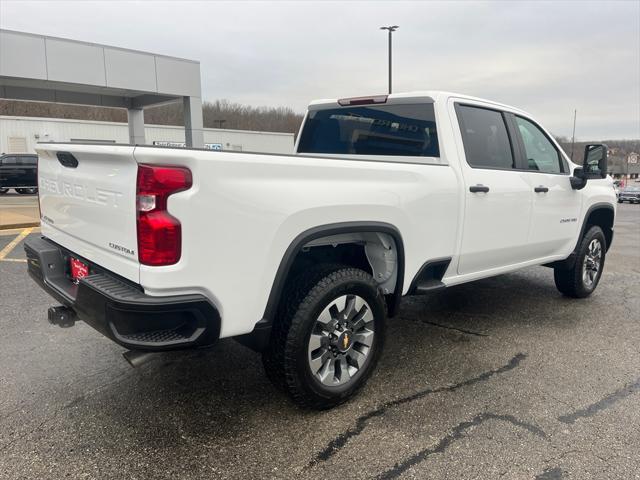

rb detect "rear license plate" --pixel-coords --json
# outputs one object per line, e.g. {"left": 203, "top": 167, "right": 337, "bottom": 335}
{"left": 69, "top": 257, "right": 89, "bottom": 282}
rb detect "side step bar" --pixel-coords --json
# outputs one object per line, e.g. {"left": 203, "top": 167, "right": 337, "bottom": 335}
{"left": 408, "top": 257, "right": 451, "bottom": 295}
{"left": 413, "top": 279, "right": 446, "bottom": 294}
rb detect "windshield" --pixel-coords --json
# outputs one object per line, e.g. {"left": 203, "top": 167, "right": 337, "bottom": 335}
{"left": 297, "top": 104, "right": 439, "bottom": 157}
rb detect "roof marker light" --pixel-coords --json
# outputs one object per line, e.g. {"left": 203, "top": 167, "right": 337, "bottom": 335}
{"left": 337, "top": 95, "right": 388, "bottom": 106}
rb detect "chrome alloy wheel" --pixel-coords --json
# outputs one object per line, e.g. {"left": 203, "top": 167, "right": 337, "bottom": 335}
{"left": 307, "top": 294, "right": 375, "bottom": 387}
{"left": 582, "top": 238, "right": 602, "bottom": 288}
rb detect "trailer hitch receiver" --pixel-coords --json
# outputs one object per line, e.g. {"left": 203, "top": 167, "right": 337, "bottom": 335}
{"left": 48, "top": 306, "right": 77, "bottom": 328}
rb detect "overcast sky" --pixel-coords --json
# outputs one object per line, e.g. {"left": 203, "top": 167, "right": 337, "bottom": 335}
{"left": 1, "top": 0, "right": 639, "bottom": 139}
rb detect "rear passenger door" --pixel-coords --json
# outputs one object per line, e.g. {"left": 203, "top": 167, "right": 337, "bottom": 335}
{"left": 511, "top": 115, "right": 582, "bottom": 258}
{"left": 0, "top": 156, "right": 19, "bottom": 186}
{"left": 18, "top": 156, "right": 38, "bottom": 186}
{"left": 453, "top": 103, "right": 534, "bottom": 275}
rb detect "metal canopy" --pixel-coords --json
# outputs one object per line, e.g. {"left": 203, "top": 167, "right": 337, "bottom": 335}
{"left": 0, "top": 29, "right": 204, "bottom": 147}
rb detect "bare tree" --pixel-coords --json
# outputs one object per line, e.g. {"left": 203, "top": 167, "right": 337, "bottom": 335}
{"left": 1, "top": 98, "right": 304, "bottom": 134}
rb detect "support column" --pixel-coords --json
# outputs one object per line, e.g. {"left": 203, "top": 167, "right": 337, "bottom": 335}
{"left": 183, "top": 96, "right": 204, "bottom": 148}
{"left": 127, "top": 108, "right": 145, "bottom": 145}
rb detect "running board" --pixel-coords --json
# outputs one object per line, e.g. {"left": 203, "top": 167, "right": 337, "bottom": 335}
{"left": 413, "top": 279, "right": 446, "bottom": 294}
{"left": 408, "top": 258, "right": 451, "bottom": 295}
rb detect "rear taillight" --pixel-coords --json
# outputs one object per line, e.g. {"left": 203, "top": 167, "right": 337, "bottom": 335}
{"left": 136, "top": 164, "right": 192, "bottom": 266}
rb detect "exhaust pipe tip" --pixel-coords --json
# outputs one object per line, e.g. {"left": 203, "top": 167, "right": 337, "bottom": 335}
{"left": 122, "top": 350, "right": 156, "bottom": 368}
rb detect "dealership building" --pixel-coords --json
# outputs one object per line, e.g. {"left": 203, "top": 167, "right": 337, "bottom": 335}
{"left": 0, "top": 29, "right": 295, "bottom": 154}
{"left": 0, "top": 116, "right": 294, "bottom": 154}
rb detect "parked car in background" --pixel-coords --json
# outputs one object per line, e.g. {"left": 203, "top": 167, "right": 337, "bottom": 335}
{"left": 618, "top": 185, "right": 640, "bottom": 203}
{"left": 0, "top": 153, "right": 38, "bottom": 194}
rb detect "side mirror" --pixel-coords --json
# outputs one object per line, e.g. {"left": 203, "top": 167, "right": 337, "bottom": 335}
{"left": 571, "top": 144, "right": 608, "bottom": 190}
{"left": 583, "top": 144, "right": 608, "bottom": 179}
{"left": 570, "top": 167, "right": 587, "bottom": 190}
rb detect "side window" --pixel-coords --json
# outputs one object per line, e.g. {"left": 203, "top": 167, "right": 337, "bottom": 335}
{"left": 1, "top": 156, "right": 17, "bottom": 165}
{"left": 18, "top": 156, "right": 37, "bottom": 165}
{"left": 515, "top": 116, "right": 563, "bottom": 174}
{"left": 456, "top": 105, "right": 514, "bottom": 170}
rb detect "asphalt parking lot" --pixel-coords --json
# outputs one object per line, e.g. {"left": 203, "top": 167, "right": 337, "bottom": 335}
{"left": 0, "top": 192, "right": 39, "bottom": 229}
{"left": 1, "top": 204, "right": 639, "bottom": 480}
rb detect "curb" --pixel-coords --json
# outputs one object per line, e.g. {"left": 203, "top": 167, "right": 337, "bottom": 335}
{"left": 0, "top": 222, "right": 40, "bottom": 231}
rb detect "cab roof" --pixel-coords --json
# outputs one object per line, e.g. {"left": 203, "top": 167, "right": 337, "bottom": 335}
{"left": 308, "top": 90, "right": 531, "bottom": 117}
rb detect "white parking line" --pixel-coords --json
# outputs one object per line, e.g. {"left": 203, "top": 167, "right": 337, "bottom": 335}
{"left": 0, "top": 227, "right": 33, "bottom": 261}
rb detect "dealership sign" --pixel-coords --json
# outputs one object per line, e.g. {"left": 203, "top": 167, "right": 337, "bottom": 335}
{"left": 153, "top": 141, "right": 223, "bottom": 150}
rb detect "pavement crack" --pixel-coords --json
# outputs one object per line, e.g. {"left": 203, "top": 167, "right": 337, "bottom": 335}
{"left": 535, "top": 466, "right": 566, "bottom": 479}
{"left": 421, "top": 320, "right": 489, "bottom": 337}
{"left": 2, "top": 370, "right": 134, "bottom": 452}
{"left": 0, "top": 417, "right": 49, "bottom": 454}
{"left": 376, "top": 412, "right": 547, "bottom": 480}
{"left": 307, "top": 353, "right": 526, "bottom": 468}
{"left": 558, "top": 376, "right": 640, "bottom": 424}
{"left": 63, "top": 370, "right": 132, "bottom": 410}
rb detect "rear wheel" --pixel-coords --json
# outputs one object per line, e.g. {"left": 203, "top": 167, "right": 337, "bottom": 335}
{"left": 16, "top": 187, "right": 37, "bottom": 195}
{"left": 554, "top": 226, "right": 606, "bottom": 298}
{"left": 262, "top": 265, "right": 386, "bottom": 409}
{"left": 0, "top": 188, "right": 8, "bottom": 195}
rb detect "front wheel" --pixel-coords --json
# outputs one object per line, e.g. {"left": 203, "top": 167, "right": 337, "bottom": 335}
{"left": 16, "top": 188, "right": 37, "bottom": 195}
{"left": 262, "top": 265, "right": 386, "bottom": 410}
{"left": 554, "top": 225, "right": 606, "bottom": 298}
{"left": 0, "top": 188, "right": 8, "bottom": 195}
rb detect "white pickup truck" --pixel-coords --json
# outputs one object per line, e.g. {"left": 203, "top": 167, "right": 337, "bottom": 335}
{"left": 26, "top": 91, "right": 616, "bottom": 409}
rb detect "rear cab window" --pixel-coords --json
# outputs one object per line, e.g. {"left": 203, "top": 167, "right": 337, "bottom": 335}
{"left": 297, "top": 103, "right": 439, "bottom": 158}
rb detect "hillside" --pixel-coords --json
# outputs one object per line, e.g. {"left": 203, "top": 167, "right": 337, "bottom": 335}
{"left": 1, "top": 100, "right": 636, "bottom": 153}
{"left": 0, "top": 99, "right": 303, "bottom": 135}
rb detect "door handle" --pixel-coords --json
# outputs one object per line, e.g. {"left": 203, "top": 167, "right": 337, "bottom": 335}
{"left": 534, "top": 186, "right": 549, "bottom": 193}
{"left": 469, "top": 185, "right": 490, "bottom": 193}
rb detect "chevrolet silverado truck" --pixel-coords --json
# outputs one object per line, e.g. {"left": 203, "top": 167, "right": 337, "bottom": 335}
{"left": 25, "top": 91, "right": 616, "bottom": 409}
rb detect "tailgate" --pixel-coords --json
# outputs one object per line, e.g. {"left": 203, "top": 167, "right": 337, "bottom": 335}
{"left": 35, "top": 144, "right": 140, "bottom": 283}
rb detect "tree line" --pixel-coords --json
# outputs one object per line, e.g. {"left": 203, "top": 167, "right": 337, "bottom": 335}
{"left": 1, "top": 99, "right": 636, "bottom": 151}
{"left": 554, "top": 136, "right": 639, "bottom": 164}
{"left": 0, "top": 99, "right": 304, "bottom": 135}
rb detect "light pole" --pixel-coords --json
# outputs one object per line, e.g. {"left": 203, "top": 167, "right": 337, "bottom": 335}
{"left": 570, "top": 109, "right": 577, "bottom": 161}
{"left": 380, "top": 25, "right": 399, "bottom": 94}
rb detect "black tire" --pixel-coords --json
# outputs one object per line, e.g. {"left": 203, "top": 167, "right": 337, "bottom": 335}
{"left": 617, "top": 199, "right": 623, "bottom": 203}
{"left": 16, "top": 188, "right": 37, "bottom": 195}
{"left": 554, "top": 225, "right": 606, "bottom": 298}
{"left": 0, "top": 188, "right": 8, "bottom": 195}
{"left": 262, "top": 265, "right": 387, "bottom": 410}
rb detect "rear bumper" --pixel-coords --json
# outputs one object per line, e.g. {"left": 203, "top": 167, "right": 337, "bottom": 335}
{"left": 24, "top": 236, "right": 220, "bottom": 351}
